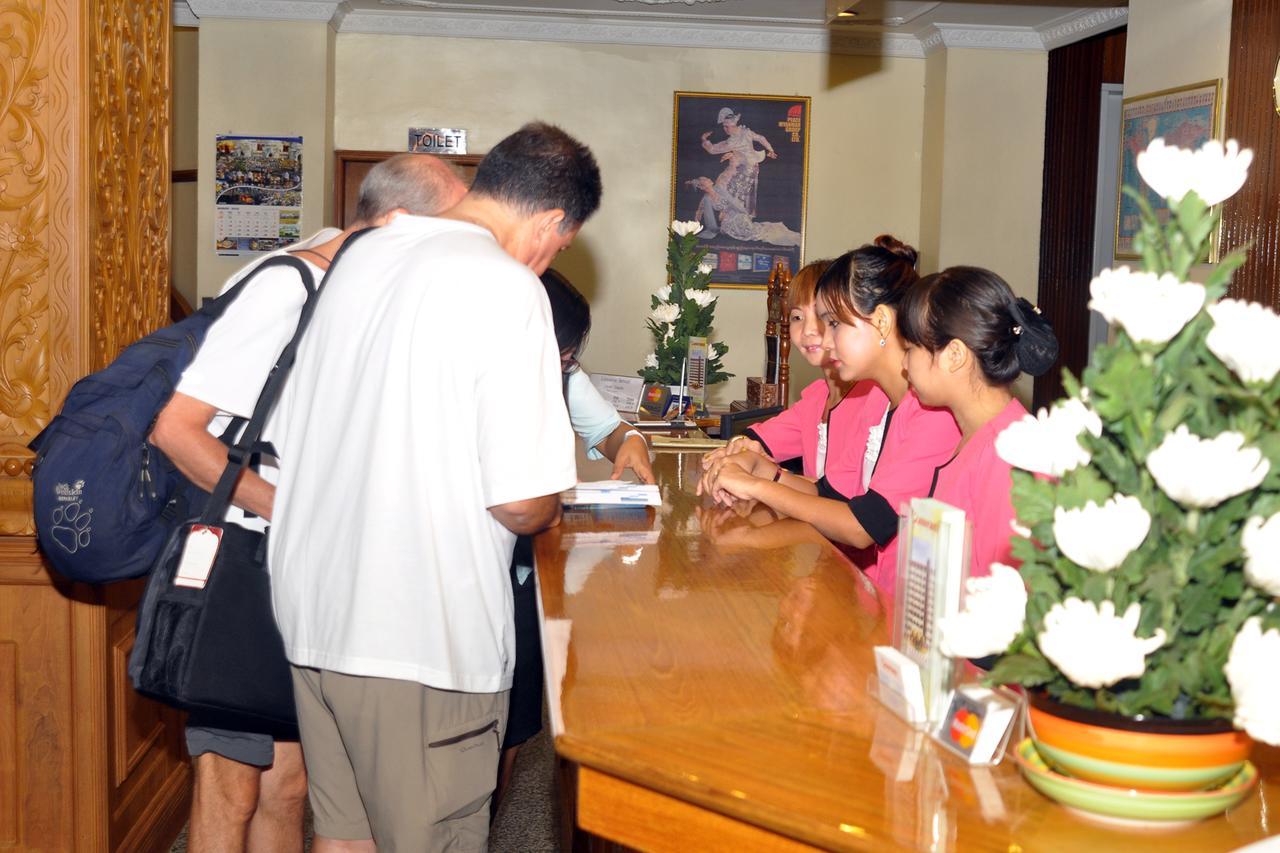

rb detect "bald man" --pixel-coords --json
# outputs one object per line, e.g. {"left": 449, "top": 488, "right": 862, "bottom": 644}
{"left": 151, "top": 153, "right": 466, "bottom": 853}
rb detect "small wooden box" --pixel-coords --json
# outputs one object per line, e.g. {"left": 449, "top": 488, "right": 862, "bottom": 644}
{"left": 746, "top": 377, "right": 780, "bottom": 409}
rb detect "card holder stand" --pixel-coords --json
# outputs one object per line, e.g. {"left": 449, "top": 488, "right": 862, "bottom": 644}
{"left": 866, "top": 673, "right": 930, "bottom": 731}
{"left": 928, "top": 684, "right": 1025, "bottom": 767}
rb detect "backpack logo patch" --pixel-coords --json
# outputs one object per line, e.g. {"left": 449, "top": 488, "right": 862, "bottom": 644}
{"left": 51, "top": 481, "right": 92, "bottom": 553}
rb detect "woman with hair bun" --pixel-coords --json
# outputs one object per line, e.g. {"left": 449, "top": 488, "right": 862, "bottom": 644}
{"left": 699, "top": 236, "right": 962, "bottom": 596}
{"left": 898, "top": 265, "right": 1059, "bottom": 579}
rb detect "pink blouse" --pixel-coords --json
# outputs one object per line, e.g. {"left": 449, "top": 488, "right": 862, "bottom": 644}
{"left": 747, "top": 379, "right": 876, "bottom": 479}
{"left": 930, "top": 398, "right": 1028, "bottom": 580}
{"left": 819, "top": 387, "right": 961, "bottom": 597}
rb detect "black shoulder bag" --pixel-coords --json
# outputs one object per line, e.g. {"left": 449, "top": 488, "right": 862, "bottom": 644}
{"left": 128, "top": 228, "right": 373, "bottom": 729}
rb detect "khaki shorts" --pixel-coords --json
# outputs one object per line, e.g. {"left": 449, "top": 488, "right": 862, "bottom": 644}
{"left": 291, "top": 666, "right": 508, "bottom": 852}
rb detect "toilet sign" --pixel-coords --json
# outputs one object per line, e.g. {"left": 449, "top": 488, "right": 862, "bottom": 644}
{"left": 408, "top": 127, "right": 468, "bottom": 155}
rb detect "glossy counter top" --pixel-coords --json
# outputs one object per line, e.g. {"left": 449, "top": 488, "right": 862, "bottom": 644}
{"left": 534, "top": 452, "right": 1280, "bottom": 851}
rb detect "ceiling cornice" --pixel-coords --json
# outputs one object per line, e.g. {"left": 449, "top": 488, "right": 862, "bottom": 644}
{"left": 172, "top": 1, "right": 1126, "bottom": 59}
{"left": 338, "top": 7, "right": 924, "bottom": 56}
{"left": 183, "top": 0, "right": 345, "bottom": 22}
{"left": 1039, "top": 6, "right": 1129, "bottom": 51}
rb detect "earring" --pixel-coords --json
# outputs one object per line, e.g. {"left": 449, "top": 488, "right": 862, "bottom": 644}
{"left": 878, "top": 338, "right": 886, "bottom": 348}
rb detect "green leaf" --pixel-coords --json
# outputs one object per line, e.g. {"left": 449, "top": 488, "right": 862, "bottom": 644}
{"left": 1011, "top": 470, "right": 1055, "bottom": 527}
{"left": 985, "top": 652, "right": 1055, "bottom": 687}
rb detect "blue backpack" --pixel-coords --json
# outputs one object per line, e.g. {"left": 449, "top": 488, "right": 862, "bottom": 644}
{"left": 28, "top": 256, "right": 317, "bottom": 583}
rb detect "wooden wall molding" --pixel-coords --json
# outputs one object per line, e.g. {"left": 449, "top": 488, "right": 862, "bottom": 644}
{"left": 1033, "top": 27, "right": 1126, "bottom": 410}
{"left": 1221, "top": 0, "right": 1280, "bottom": 309}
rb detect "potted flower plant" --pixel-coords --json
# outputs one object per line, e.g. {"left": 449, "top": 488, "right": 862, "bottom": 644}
{"left": 638, "top": 220, "right": 732, "bottom": 393}
{"left": 939, "top": 137, "right": 1280, "bottom": 813}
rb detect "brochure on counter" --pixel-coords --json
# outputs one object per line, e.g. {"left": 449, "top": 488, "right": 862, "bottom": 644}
{"left": 563, "top": 481, "right": 662, "bottom": 508}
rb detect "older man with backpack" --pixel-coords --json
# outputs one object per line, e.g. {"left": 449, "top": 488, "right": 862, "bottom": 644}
{"left": 149, "top": 153, "right": 466, "bottom": 853}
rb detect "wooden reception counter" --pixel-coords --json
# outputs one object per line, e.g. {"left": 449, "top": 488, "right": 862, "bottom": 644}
{"left": 534, "top": 451, "right": 1280, "bottom": 851}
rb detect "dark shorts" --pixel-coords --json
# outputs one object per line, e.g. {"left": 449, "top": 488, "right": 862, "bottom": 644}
{"left": 503, "top": 534, "right": 544, "bottom": 750}
{"left": 185, "top": 711, "right": 298, "bottom": 767}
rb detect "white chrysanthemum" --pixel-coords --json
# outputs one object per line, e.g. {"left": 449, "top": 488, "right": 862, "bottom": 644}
{"left": 688, "top": 289, "right": 716, "bottom": 308}
{"left": 1088, "top": 266, "right": 1205, "bottom": 346}
{"left": 697, "top": 259, "right": 715, "bottom": 275}
{"left": 1242, "top": 514, "right": 1280, "bottom": 597}
{"left": 1146, "top": 425, "right": 1269, "bottom": 508}
{"left": 1038, "top": 599, "right": 1166, "bottom": 689}
{"left": 644, "top": 352, "right": 659, "bottom": 369}
{"left": 1137, "top": 138, "right": 1254, "bottom": 206}
{"left": 1225, "top": 617, "right": 1280, "bottom": 746}
{"left": 995, "top": 396, "right": 1102, "bottom": 477}
{"left": 671, "top": 220, "right": 703, "bottom": 237}
{"left": 939, "top": 564, "right": 1027, "bottom": 659}
{"left": 650, "top": 303, "right": 680, "bottom": 325}
{"left": 655, "top": 284, "right": 672, "bottom": 302}
{"left": 1053, "top": 495, "right": 1151, "bottom": 573}
{"left": 1010, "top": 519, "right": 1031, "bottom": 539}
{"left": 1206, "top": 299, "right": 1280, "bottom": 385}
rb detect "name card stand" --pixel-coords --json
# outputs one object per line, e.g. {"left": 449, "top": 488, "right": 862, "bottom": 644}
{"left": 930, "top": 685, "right": 1023, "bottom": 766}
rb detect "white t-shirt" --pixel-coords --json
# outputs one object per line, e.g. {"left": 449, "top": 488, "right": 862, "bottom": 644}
{"left": 175, "top": 229, "right": 340, "bottom": 532}
{"left": 268, "top": 215, "right": 577, "bottom": 694}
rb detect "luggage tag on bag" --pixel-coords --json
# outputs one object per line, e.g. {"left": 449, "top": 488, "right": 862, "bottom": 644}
{"left": 174, "top": 525, "right": 223, "bottom": 589}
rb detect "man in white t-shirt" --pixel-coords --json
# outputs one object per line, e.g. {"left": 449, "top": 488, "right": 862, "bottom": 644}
{"left": 151, "top": 153, "right": 466, "bottom": 853}
{"left": 267, "top": 122, "right": 601, "bottom": 852}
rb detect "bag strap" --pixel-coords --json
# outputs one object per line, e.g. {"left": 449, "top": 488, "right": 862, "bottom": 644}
{"left": 201, "top": 228, "right": 376, "bottom": 524}
{"left": 200, "top": 254, "right": 318, "bottom": 319}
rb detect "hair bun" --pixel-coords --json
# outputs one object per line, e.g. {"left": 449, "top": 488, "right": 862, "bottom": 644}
{"left": 1010, "top": 297, "right": 1059, "bottom": 378}
{"left": 873, "top": 234, "right": 919, "bottom": 269}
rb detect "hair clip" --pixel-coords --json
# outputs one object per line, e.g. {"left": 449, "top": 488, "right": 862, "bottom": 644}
{"left": 1013, "top": 325, "right": 1023, "bottom": 335}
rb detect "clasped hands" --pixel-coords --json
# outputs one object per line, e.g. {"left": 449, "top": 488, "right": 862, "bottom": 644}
{"left": 696, "top": 435, "right": 779, "bottom": 506}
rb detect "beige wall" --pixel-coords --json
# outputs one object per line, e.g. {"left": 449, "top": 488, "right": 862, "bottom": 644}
{"left": 196, "top": 19, "right": 335, "bottom": 301}
{"left": 918, "top": 47, "right": 1049, "bottom": 403}
{"left": 171, "top": 27, "right": 198, "bottom": 309}
{"left": 334, "top": 34, "right": 926, "bottom": 404}
{"left": 1124, "top": 0, "right": 1232, "bottom": 99}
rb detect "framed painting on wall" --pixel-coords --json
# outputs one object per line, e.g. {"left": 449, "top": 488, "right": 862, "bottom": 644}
{"left": 670, "top": 92, "right": 810, "bottom": 289}
{"left": 1115, "top": 79, "right": 1221, "bottom": 259}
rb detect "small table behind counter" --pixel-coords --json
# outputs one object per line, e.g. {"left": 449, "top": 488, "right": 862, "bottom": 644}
{"left": 533, "top": 452, "right": 1280, "bottom": 851}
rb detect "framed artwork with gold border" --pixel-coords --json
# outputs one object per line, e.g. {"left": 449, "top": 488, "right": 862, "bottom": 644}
{"left": 1115, "top": 79, "right": 1222, "bottom": 260}
{"left": 669, "top": 92, "right": 810, "bottom": 290}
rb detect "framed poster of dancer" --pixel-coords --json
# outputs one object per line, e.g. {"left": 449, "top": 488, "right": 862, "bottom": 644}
{"left": 670, "top": 92, "right": 811, "bottom": 289}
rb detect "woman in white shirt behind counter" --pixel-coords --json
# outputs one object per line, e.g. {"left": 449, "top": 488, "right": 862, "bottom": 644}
{"left": 498, "top": 269, "right": 654, "bottom": 803}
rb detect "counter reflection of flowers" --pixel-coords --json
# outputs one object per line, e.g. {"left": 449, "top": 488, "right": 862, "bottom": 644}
{"left": 638, "top": 220, "right": 732, "bottom": 386}
{"left": 967, "top": 136, "right": 1280, "bottom": 742}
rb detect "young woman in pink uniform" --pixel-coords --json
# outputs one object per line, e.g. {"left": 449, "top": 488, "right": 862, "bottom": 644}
{"left": 898, "top": 266, "right": 1058, "bottom": 579}
{"left": 703, "top": 259, "right": 872, "bottom": 480}
{"left": 699, "top": 237, "right": 961, "bottom": 596}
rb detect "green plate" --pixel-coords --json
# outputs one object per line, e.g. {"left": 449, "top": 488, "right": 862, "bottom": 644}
{"left": 1015, "top": 739, "right": 1258, "bottom": 822}
{"left": 1033, "top": 738, "right": 1244, "bottom": 791}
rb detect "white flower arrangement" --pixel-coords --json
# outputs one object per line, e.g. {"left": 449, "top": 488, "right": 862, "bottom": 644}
{"left": 995, "top": 396, "right": 1102, "bottom": 477}
{"left": 1206, "top": 299, "right": 1280, "bottom": 386}
{"left": 1145, "top": 426, "right": 1269, "bottom": 509}
{"left": 1225, "top": 617, "right": 1280, "bottom": 746}
{"left": 1242, "top": 514, "right": 1280, "bottom": 597}
{"left": 1088, "top": 267, "right": 1205, "bottom": 347}
{"left": 1137, "top": 138, "right": 1254, "bottom": 206}
{"left": 1038, "top": 600, "right": 1166, "bottom": 689}
{"left": 638, "top": 220, "right": 731, "bottom": 386}
{"left": 975, "top": 136, "right": 1280, "bottom": 742}
{"left": 1052, "top": 495, "right": 1151, "bottom": 573}
{"left": 939, "top": 564, "right": 1027, "bottom": 659}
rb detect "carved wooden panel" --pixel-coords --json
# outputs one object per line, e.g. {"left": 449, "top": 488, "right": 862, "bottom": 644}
{"left": 0, "top": 641, "right": 16, "bottom": 847}
{"left": 0, "top": 2, "right": 51, "bottom": 536}
{"left": 89, "top": 0, "right": 170, "bottom": 372}
{"left": 1221, "top": 0, "right": 1280, "bottom": 309}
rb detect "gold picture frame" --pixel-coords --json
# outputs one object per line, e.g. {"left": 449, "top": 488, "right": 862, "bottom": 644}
{"left": 1114, "top": 79, "right": 1222, "bottom": 261}
{"left": 669, "top": 91, "right": 811, "bottom": 290}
